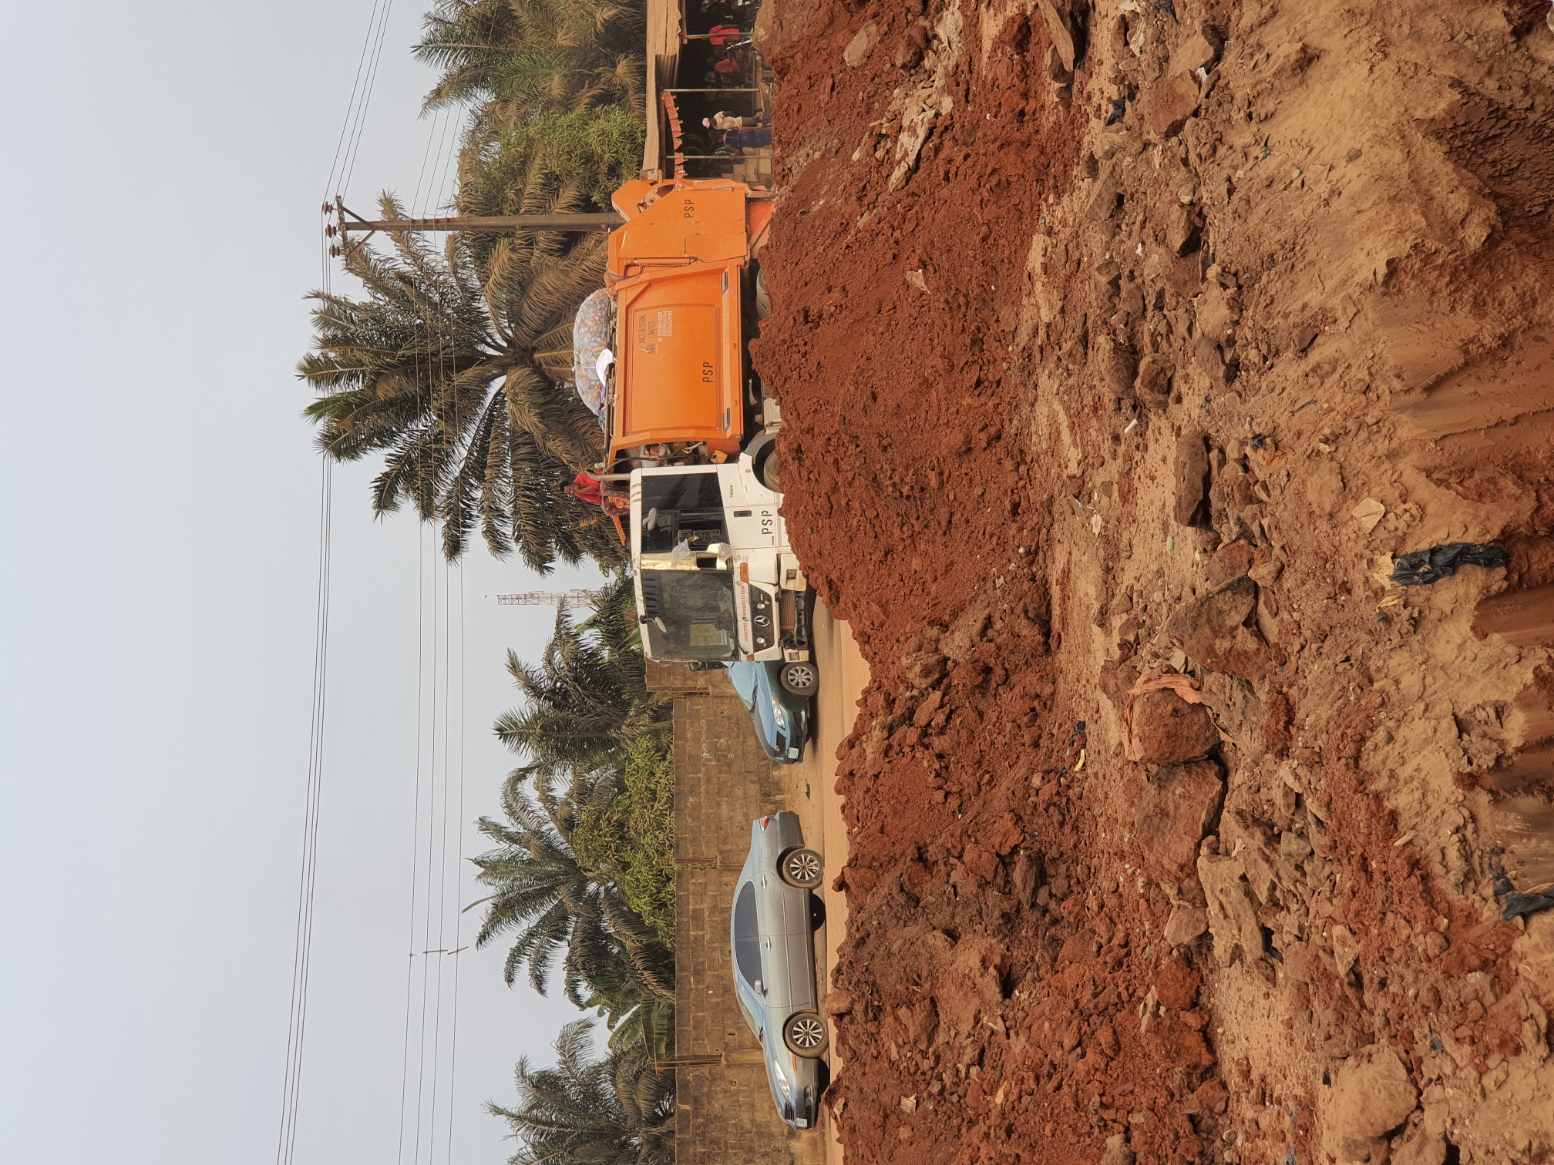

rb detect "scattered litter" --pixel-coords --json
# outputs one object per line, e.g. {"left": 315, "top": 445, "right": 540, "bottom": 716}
{"left": 905, "top": 268, "right": 929, "bottom": 292}
{"left": 1502, "top": 889, "right": 1554, "bottom": 922}
{"left": 1074, "top": 748, "right": 1087, "bottom": 772}
{"left": 1123, "top": 416, "right": 1139, "bottom": 434}
{"left": 1392, "top": 831, "right": 1415, "bottom": 848}
{"left": 1105, "top": 97, "right": 1127, "bottom": 126}
{"left": 1091, "top": 513, "right": 1103, "bottom": 535}
{"left": 1153, "top": 0, "right": 1178, "bottom": 19}
{"left": 900, "top": 1094, "right": 918, "bottom": 1115}
{"left": 1249, "top": 434, "right": 1267, "bottom": 450}
{"left": 1390, "top": 542, "right": 1508, "bottom": 587}
{"left": 1166, "top": 535, "right": 1175, "bottom": 551}
{"left": 1290, "top": 398, "right": 1317, "bottom": 415}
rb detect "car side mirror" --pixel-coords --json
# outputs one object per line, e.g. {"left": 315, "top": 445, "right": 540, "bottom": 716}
{"left": 754, "top": 979, "right": 765, "bottom": 995}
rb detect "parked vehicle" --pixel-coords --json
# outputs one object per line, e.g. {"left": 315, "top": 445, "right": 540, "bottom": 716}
{"left": 727, "top": 660, "right": 811, "bottom": 763}
{"left": 730, "top": 812, "right": 828, "bottom": 1129}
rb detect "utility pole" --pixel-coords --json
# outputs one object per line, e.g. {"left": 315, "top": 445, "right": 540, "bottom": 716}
{"left": 324, "top": 197, "right": 622, "bottom": 255}
{"left": 492, "top": 589, "right": 603, "bottom": 608}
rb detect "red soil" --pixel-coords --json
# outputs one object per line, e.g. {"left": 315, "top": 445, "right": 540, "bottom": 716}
{"left": 753, "top": 0, "right": 1554, "bottom": 1161}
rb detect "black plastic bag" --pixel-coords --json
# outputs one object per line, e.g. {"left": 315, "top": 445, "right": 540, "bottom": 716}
{"left": 1391, "top": 542, "right": 1508, "bottom": 587}
{"left": 1502, "top": 890, "right": 1554, "bottom": 922}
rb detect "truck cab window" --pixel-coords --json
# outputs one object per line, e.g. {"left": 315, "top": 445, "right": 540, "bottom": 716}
{"left": 641, "top": 470, "right": 727, "bottom": 554}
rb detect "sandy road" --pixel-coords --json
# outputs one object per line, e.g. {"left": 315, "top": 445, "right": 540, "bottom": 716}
{"left": 791, "top": 600, "right": 868, "bottom": 1165}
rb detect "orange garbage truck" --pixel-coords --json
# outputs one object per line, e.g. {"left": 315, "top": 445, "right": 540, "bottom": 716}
{"left": 588, "top": 176, "right": 813, "bottom": 682}
{"left": 599, "top": 175, "right": 781, "bottom": 488}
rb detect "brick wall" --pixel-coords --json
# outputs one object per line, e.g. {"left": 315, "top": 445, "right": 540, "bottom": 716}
{"left": 656, "top": 665, "right": 826, "bottom": 1165}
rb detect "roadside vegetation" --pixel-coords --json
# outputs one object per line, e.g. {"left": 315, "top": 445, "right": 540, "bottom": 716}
{"left": 296, "top": 3, "right": 675, "bottom": 1162}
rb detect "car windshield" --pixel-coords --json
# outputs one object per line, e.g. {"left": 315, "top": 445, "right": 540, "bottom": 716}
{"left": 640, "top": 569, "right": 737, "bottom": 662}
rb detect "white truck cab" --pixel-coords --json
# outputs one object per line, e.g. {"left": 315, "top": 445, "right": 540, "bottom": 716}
{"left": 630, "top": 456, "right": 810, "bottom": 668}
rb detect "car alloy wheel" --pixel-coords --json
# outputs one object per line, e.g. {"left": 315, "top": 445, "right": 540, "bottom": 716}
{"left": 780, "top": 846, "right": 824, "bottom": 888}
{"left": 780, "top": 661, "right": 818, "bottom": 696}
{"left": 783, "top": 1011, "right": 828, "bottom": 1057}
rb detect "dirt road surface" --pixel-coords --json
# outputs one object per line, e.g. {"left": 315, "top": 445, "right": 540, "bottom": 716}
{"left": 794, "top": 602, "right": 869, "bottom": 1165}
{"left": 752, "top": 0, "right": 1554, "bottom": 1162}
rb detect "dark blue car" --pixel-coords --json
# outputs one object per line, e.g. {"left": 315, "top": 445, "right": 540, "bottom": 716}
{"left": 727, "top": 660, "right": 812, "bottom": 764}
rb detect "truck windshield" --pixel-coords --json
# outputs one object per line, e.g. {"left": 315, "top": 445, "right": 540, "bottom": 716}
{"left": 640, "top": 569, "right": 738, "bottom": 662}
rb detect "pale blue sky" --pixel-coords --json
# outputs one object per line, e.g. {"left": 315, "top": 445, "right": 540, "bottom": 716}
{"left": 0, "top": 3, "right": 604, "bottom": 1163}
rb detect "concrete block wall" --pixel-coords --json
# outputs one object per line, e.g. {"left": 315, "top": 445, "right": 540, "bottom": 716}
{"left": 660, "top": 666, "right": 825, "bottom": 1165}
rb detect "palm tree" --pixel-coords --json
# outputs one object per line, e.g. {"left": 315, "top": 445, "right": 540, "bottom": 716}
{"left": 471, "top": 774, "right": 673, "bottom": 1014}
{"left": 415, "top": 0, "right": 646, "bottom": 140}
{"left": 495, "top": 579, "right": 669, "bottom": 787}
{"left": 298, "top": 194, "right": 621, "bottom": 566}
{"left": 488, "top": 1021, "right": 674, "bottom": 1165}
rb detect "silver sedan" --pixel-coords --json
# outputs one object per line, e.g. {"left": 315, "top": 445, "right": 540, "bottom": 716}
{"left": 730, "top": 812, "right": 829, "bottom": 1129}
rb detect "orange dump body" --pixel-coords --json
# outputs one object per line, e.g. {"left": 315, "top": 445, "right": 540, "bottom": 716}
{"left": 603, "top": 178, "right": 774, "bottom": 468}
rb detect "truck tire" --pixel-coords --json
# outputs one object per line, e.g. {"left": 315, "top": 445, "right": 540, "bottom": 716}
{"left": 780, "top": 660, "right": 818, "bottom": 697}
{"left": 745, "top": 429, "right": 781, "bottom": 493}
{"left": 754, "top": 266, "right": 771, "bottom": 322}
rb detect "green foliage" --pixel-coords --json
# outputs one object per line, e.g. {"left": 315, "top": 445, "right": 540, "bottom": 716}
{"left": 489, "top": 1020, "right": 673, "bottom": 1165}
{"left": 298, "top": 194, "right": 624, "bottom": 567}
{"left": 495, "top": 578, "right": 668, "bottom": 788}
{"left": 570, "top": 734, "right": 676, "bottom": 947}
{"left": 415, "top": 0, "right": 647, "bottom": 133}
{"left": 461, "top": 108, "right": 644, "bottom": 225}
{"left": 472, "top": 767, "right": 676, "bottom": 1061}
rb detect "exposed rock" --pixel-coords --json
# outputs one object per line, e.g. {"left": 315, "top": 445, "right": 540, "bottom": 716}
{"left": 1279, "top": 831, "right": 1313, "bottom": 860}
{"left": 1173, "top": 29, "right": 1221, "bottom": 75}
{"left": 1147, "top": 74, "right": 1200, "bottom": 139}
{"left": 823, "top": 990, "right": 856, "bottom": 1017}
{"left": 1036, "top": 0, "right": 1074, "bottom": 71}
{"left": 1392, "top": 1116, "right": 1446, "bottom": 1165}
{"left": 1099, "top": 1132, "right": 1135, "bottom": 1165}
{"left": 1197, "top": 853, "right": 1265, "bottom": 966}
{"left": 1174, "top": 431, "right": 1210, "bottom": 526}
{"left": 1135, "top": 354, "right": 1174, "bottom": 409}
{"left": 1332, "top": 923, "right": 1360, "bottom": 979}
{"left": 1163, "top": 904, "right": 1208, "bottom": 946}
{"left": 1319, "top": 1045, "right": 1419, "bottom": 1163}
{"left": 843, "top": 20, "right": 880, "bottom": 67}
{"left": 1130, "top": 688, "right": 1220, "bottom": 764}
{"left": 1169, "top": 575, "right": 1267, "bottom": 678}
{"left": 1098, "top": 336, "right": 1138, "bottom": 398}
{"left": 1135, "top": 759, "right": 1225, "bottom": 881}
{"left": 1206, "top": 540, "right": 1255, "bottom": 587}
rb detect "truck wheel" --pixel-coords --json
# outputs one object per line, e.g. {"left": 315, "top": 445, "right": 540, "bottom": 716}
{"left": 754, "top": 266, "right": 771, "bottom": 322}
{"left": 783, "top": 1011, "right": 828, "bottom": 1057}
{"left": 757, "top": 446, "right": 780, "bottom": 492}
{"left": 745, "top": 429, "right": 781, "bottom": 493}
{"left": 779, "top": 846, "right": 824, "bottom": 888}
{"left": 780, "top": 660, "right": 818, "bottom": 697}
